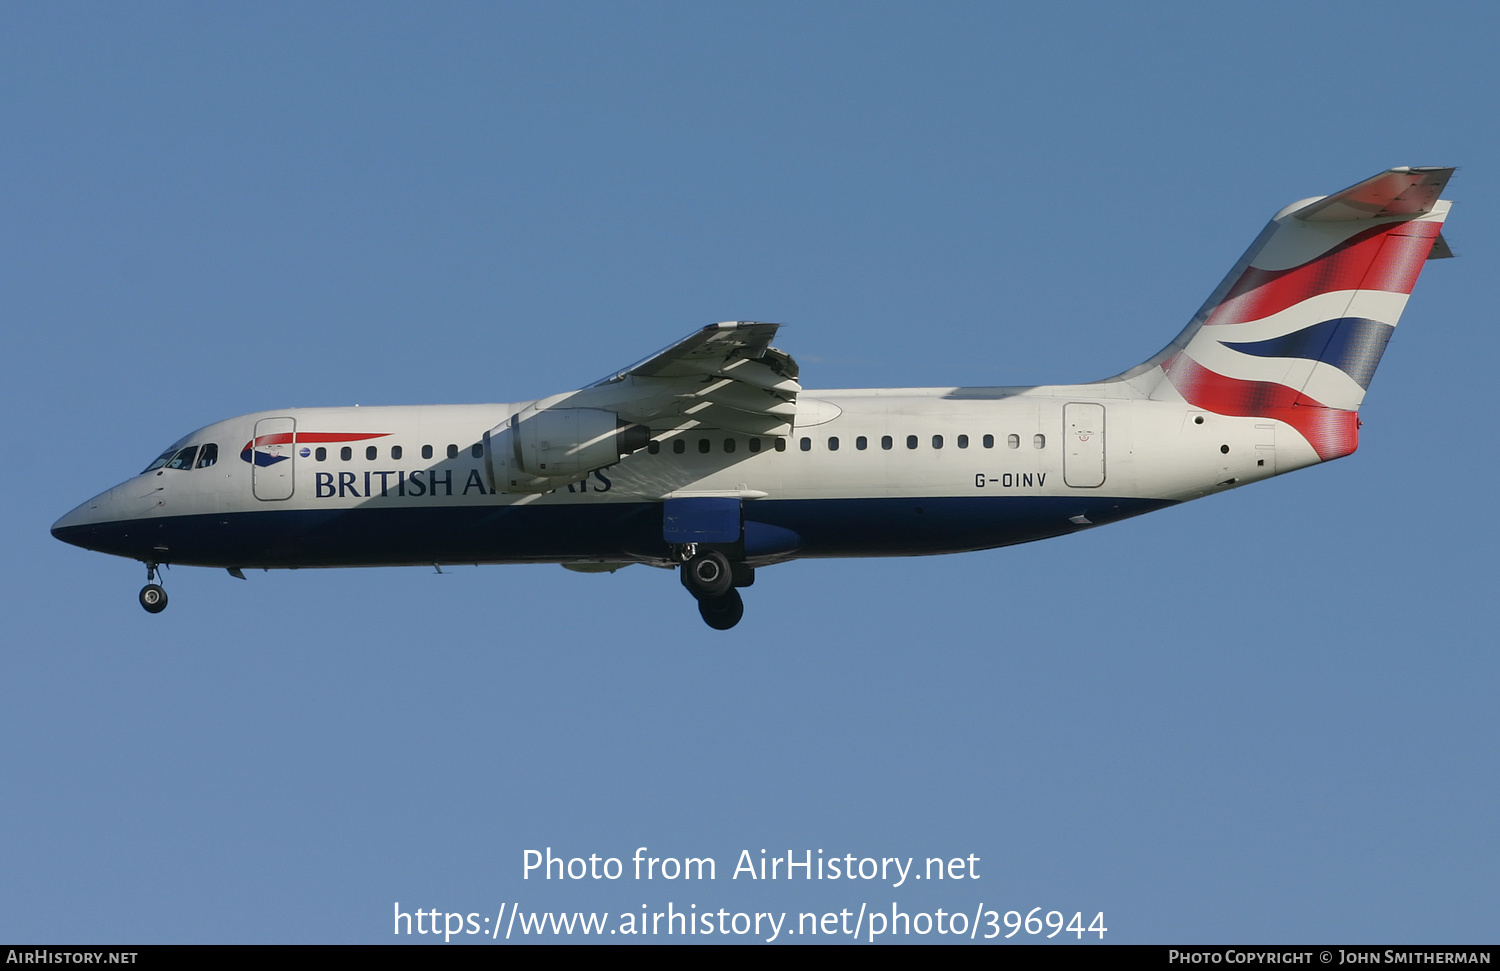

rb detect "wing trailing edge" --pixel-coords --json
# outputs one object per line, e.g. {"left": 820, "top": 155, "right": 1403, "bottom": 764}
{"left": 576, "top": 321, "right": 801, "bottom": 436}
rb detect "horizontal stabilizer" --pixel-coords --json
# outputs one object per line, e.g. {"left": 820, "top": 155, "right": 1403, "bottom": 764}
{"left": 1294, "top": 166, "right": 1454, "bottom": 222}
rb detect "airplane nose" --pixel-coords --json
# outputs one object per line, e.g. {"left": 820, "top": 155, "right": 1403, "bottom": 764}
{"left": 51, "top": 488, "right": 119, "bottom": 550}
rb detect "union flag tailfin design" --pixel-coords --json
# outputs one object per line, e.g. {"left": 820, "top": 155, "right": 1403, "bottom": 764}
{"left": 1134, "top": 167, "right": 1454, "bottom": 461}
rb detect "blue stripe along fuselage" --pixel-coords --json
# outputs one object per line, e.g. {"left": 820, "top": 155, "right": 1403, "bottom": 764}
{"left": 49, "top": 495, "right": 1175, "bottom": 569}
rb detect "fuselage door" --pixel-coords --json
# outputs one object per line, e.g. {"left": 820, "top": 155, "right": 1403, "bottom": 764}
{"left": 1064, "top": 402, "right": 1105, "bottom": 488}
{"left": 251, "top": 417, "right": 296, "bottom": 501}
{"left": 1255, "top": 423, "right": 1277, "bottom": 477}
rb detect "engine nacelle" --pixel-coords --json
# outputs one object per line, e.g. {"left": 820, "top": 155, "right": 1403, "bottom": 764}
{"left": 484, "top": 408, "right": 650, "bottom": 493}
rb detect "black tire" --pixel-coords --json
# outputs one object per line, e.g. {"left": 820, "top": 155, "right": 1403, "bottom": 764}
{"left": 681, "top": 551, "right": 732, "bottom": 600}
{"left": 698, "top": 588, "right": 744, "bottom": 630}
{"left": 139, "top": 584, "right": 168, "bottom": 614}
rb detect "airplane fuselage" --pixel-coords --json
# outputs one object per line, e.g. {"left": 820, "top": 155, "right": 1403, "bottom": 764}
{"left": 52, "top": 386, "right": 1308, "bottom": 571}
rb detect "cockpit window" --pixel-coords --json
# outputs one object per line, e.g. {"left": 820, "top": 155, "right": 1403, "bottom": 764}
{"left": 143, "top": 447, "right": 178, "bottom": 473}
{"left": 165, "top": 446, "right": 199, "bottom": 470}
{"left": 195, "top": 443, "right": 218, "bottom": 468}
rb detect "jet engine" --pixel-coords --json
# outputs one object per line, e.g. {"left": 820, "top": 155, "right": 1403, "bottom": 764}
{"left": 484, "top": 407, "right": 650, "bottom": 493}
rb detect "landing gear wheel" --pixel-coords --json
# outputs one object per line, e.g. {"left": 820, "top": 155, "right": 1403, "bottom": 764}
{"left": 139, "top": 583, "right": 168, "bottom": 614}
{"left": 681, "top": 550, "right": 732, "bottom": 600}
{"left": 698, "top": 588, "right": 743, "bottom": 630}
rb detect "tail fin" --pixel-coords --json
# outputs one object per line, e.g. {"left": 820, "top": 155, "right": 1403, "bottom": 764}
{"left": 1125, "top": 167, "right": 1454, "bottom": 460}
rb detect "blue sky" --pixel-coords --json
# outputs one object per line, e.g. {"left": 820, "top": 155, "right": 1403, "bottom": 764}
{"left": 4, "top": 2, "right": 1496, "bottom": 943}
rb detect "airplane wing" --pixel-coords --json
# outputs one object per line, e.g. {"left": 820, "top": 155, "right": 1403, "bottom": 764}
{"left": 577, "top": 321, "right": 801, "bottom": 436}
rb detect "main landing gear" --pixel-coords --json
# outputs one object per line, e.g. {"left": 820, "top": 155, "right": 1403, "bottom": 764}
{"left": 678, "top": 548, "right": 752, "bottom": 630}
{"left": 139, "top": 562, "right": 168, "bottom": 614}
{"left": 697, "top": 588, "right": 744, "bottom": 630}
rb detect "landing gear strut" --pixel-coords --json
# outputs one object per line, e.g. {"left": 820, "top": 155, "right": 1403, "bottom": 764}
{"left": 139, "top": 562, "right": 168, "bottom": 614}
{"left": 678, "top": 549, "right": 750, "bottom": 630}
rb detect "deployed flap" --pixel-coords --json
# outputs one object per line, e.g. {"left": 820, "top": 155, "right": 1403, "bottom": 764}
{"left": 578, "top": 321, "right": 801, "bottom": 436}
{"left": 598, "top": 321, "right": 783, "bottom": 381}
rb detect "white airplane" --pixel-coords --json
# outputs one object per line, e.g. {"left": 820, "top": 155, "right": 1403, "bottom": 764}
{"left": 53, "top": 167, "right": 1455, "bottom": 629}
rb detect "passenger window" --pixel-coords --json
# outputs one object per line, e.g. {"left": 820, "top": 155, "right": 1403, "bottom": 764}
{"left": 647, "top": 441, "right": 660, "bottom": 454}
{"left": 856, "top": 436, "right": 868, "bottom": 450}
{"left": 447, "top": 444, "right": 458, "bottom": 459}
{"left": 774, "top": 438, "right": 787, "bottom": 452}
{"left": 366, "top": 446, "right": 378, "bottom": 460}
{"left": 882, "top": 435, "right": 893, "bottom": 450}
{"left": 957, "top": 434, "right": 968, "bottom": 449}
{"left": 983, "top": 434, "right": 994, "bottom": 449}
{"left": 471, "top": 444, "right": 483, "bottom": 458}
{"left": 673, "top": 439, "right": 686, "bottom": 454}
{"left": 1034, "top": 433, "right": 1046, "bottom": 449}
{"left": 315, "top": 447, "right": 327, "bottom": 462}
{"left": 906, "top": 435, "right": 918, "bottom": 449}
{"left": 698, "top": 439, "right": 711, "bottom": 454}
{"left": 195, "top": 443, "right": 219, "bottom": 468}
{"left": 166, "top": 446, "right": 198, "bottom": 470}
{"left": 800, "top": 437, "right": 811, "bottom": 451}
{"left": 748, "top": 438, "right": 761, "bottom": 453}
{"left": 828, "top": 437, "right": 839, "bottom": 451}
{"left": 341, "top": 446, "right": 352, "bottom": 461}
{"left": 723, "top": 438, "right": 735, "bottom": 453}
{"left": 932, "top": 435, "right": 943, "bottom": 449}
{"left": 422, "top": 445, "right": 433, "bottom": 460}
{"left": 392, "top": 446, "right": 403, "bottom": 460}
{"left": 1007, "top": 434, "right": 1020, "bottom": 449}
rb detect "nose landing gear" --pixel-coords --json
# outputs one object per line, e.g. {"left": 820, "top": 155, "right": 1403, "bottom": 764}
{"left": 139, "top": 562, "right": 168, "bottom": 614}
{"left": 678, "top": 548, "right": 751, "bottom": 630}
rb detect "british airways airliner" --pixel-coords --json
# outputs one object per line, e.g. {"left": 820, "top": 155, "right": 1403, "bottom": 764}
{"left": 52, "top": 167, "right": 1455, "bottom": 629}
